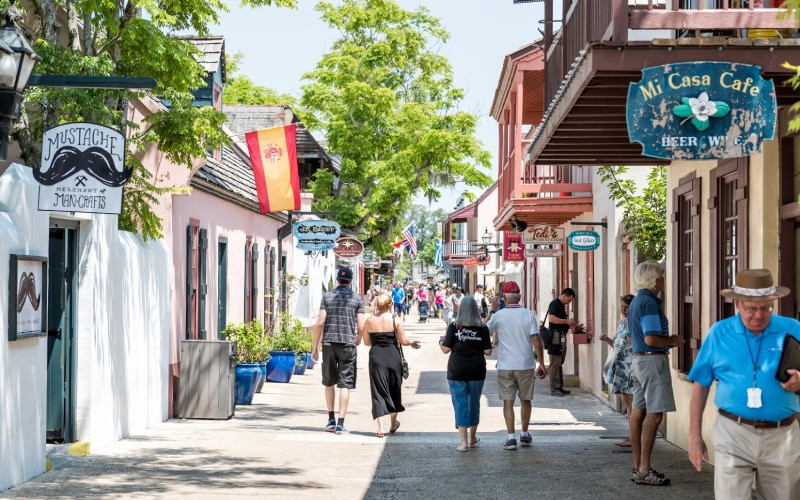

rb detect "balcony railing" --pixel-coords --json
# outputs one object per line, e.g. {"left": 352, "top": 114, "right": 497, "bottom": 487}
{"left": 443, "top": 240, "right": 479, "bottom": 260}
{"left": 520, "top": 165, "right": 593, "bottom": 198}
{"left": 544, "top": 0, "right": 795, "bottom": 105}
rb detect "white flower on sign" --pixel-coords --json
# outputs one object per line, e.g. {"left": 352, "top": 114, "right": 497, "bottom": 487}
{"left": 688, "top": 92, "right": 717, "bottom": 123}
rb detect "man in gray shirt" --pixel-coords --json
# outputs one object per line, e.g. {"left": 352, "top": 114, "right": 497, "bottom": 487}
{"left": 312, "top": 267, "right": 366, "bottom": 434}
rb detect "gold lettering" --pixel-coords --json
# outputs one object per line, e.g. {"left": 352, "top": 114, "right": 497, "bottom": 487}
{"left": 720, "top": 71, "right": 733, "bottom": 88}
{"left": 668, "top": 73, "right": 681, "bottom": 90}
{"left": 640, "top": 80, "right": 661, "bottom": 100}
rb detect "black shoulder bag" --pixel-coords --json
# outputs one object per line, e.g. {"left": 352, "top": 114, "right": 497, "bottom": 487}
{"left": 540, "top": 317, "right": 553, "bottom": 349}
{"left": 393, "top": 316, "right": 410, "bottom": 379}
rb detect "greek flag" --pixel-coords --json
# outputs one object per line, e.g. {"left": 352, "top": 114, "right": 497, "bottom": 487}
{"left": 434, "top": 238, "right": 443, "bottom": 267}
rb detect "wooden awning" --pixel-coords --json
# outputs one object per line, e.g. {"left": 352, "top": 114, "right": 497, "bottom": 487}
{"left": 493, "top": 195, "right": 593, "bottom": 231}
{"left": 528, "top": 39, "right": 800, "bottom": 166}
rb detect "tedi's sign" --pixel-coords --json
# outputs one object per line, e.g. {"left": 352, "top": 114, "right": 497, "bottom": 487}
{"left": 35, "top": 123, "right": 130, "bottom": 214}
{"left": 627, "top": 62, "right": 776, "bottom": 160}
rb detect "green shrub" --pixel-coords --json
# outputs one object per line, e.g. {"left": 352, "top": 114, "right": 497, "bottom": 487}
{"left": 271, "top": 313, "right": 313, "bottom": 365}
{"left": 222, "top": 320, "right": 271, "bottom": 364}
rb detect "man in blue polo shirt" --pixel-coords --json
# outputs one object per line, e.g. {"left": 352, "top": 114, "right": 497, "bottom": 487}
{"left": 688, "top": 269, "right": 800, "bottom": 499}
{"left": 391, "top": 283, "right": 406, "bottom": 320}
{"left": 627, "top": 260, "right": 684, "bottom": 487}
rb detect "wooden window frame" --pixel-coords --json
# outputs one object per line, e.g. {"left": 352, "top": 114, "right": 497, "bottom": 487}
{"left": 217, "top": 238, "right": 228, "bottom": 340}
{"left": 709, "top": 158, "right": 748, "bottom": 323}
{"left": 244, "top": 237, "right": 253, "bottom": 321}
{"left": 671, "top": 174, "right": 701, "bottom": 373}
{"left": 186, "top": 221, "right": 199, "bottom": 339}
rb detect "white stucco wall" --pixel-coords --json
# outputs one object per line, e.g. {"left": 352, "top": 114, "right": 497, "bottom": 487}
{"left": 0, "top": 164, "right": 171, "bottom": 491}
{"left": 0, "top": 165, "right": 49, "bottom": 491}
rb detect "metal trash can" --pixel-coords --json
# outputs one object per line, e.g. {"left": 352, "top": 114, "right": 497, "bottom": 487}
{"left": 178, "top": 340, "right": 236, "bottom": 419}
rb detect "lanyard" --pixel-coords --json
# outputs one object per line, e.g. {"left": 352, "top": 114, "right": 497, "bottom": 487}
{"left": 742, "top": 330, "right": 765, "bottom": 388}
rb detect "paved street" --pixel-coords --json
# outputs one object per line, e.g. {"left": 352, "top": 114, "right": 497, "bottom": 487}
{"left": 3, "top": 313, "right": 714, "bottom": 499}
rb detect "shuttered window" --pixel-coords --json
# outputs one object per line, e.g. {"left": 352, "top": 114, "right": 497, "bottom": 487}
{"left": 186, "top": 223, "right": 207, "bottom": 339}
{"left": 709, "top": 158, "right": 748, "bottom": 323}
{"left": 672, "top": 174, "right": 701, "bottom": 373}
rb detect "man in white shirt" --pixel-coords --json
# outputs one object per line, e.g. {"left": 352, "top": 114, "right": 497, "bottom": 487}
{"left": 486, "top": 281, "right": 546, "bottom": 450}
{"left": 451, "top": 286, "right": 464, "bottom": 315}
{"left": 474, "top": 284, "right": 486, "bottom": 318}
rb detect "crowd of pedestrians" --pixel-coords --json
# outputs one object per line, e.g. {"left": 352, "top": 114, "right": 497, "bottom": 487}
{"left": 313, "top": 264, "right": 800, "bottom": 496}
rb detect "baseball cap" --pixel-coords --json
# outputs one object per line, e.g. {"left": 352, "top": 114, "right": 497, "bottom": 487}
{"left": 476, "top": 284, "right": 484, "bottom": 289}
{"left": 502, "top": 281, "right": 521, "bottom": 294}
{"left": 337, "top": 267, "right": 353, "bottom": 281}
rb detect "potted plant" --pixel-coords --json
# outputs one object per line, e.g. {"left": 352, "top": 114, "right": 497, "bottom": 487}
{"left": 571, "top": 323, "right": 590, "bottom": 345}
{"left": 267, "top": 313, "right": 311, "bottom": 382}
{"left": 223, "top": 320, "right": 270, "bottom": 404}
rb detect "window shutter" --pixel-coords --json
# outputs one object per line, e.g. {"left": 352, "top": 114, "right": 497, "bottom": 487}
{"left": 251, "top": 243, "right": 259, "bottom": 322}
{"left": 186, "top": 225, "right": 194, "bottom": 340}
{"left": 198, "top": 228, "right": 208, "bottom": 339}
{"left": 690, "top": 178, "right": 702, "bottom": 353}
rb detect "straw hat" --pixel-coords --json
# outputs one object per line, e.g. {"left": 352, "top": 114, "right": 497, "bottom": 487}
{"left": 720, "top": 269, "right": 790, "bottom": 302}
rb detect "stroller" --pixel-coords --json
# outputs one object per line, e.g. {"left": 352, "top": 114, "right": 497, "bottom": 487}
{"left": 418, "top": 300, "right": 429, "bottom": 323}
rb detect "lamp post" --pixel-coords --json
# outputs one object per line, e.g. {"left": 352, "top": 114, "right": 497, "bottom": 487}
{"left": 0, "top": 1, "right": 40, "bottom": 160}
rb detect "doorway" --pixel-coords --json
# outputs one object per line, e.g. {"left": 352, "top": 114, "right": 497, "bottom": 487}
{"left": 46, "top": 221, "right": 78, "bottom": 443}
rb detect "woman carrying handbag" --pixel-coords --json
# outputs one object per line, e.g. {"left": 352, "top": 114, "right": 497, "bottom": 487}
{"left": 363, "top": 293, "right": 421, "bottom": 437}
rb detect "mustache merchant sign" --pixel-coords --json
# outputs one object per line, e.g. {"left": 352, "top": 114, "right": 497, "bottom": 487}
{"left": 36, "top": 123, "right": 130, "bottom": 214}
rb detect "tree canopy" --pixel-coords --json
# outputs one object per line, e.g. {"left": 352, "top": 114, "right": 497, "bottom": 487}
{"left": 15, "top": 0, "right": 295, "bottom": 240}
{"left": 398, "top": 204, "right": 447, "bottom": 265}
{"left": 300, "top": 0, "right": 492, "bottom": 254}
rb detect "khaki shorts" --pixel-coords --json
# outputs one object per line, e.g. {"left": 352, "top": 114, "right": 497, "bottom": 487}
{"left": 631, "top": 354, "right": 676, "bottom": 413}
{"left": 497, "top": 369, "right": 535, "bottom": 401}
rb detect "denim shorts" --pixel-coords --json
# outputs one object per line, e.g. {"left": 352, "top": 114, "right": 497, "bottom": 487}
{"left": 448, "top": 379, "right": 485, "bottom": 428}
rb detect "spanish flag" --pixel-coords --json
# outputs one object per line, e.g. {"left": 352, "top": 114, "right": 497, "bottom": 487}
{"left": 245, "top": 123, "right": 301, "bottom": 213}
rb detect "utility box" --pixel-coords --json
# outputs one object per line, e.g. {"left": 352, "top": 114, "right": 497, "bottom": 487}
{"left": 178, "top": 340, "right": 236, "bottom": 419}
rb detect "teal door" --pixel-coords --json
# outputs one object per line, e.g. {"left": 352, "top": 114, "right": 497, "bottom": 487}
{"left": 46, "top": 224, "right": 77, "bottom": 443}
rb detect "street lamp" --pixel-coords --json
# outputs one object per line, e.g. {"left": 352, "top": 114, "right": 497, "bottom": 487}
{"left": 0, "top": 0, "right": 40, "bottom": 159}
{"left": 480, "top": 228, "right": 502, "bottom": 257}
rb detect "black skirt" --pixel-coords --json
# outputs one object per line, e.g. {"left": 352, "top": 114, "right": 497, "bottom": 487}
{"left": 368, "top": 333, "right": 405, "bottom": 419}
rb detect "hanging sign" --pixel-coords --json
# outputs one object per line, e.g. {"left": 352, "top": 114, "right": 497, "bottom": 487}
{"left": 464, "top": 255, "right": 491, "bottom": 267}
{"left": 627, "top": 62, "right": 776, "bottom": 160}
{"left": 524, "top": 248, "right": 563, "bottom": 258}
{"left": 35, "top": 123, "right": 130, "bottom": 214}
{"left": 568, "top": 230, "right": 600, "bottom": 251}
{"left": 334, "top": 237, "right": 364, "bottom": 259}
{"left": 522, "top": 224, "right": 565, "bottom": 245}
{"left": 504, "top": 233, "right": 526, "bottom": 262}
{"left": 294, "top": 219, "right": 340, "bottom": 252}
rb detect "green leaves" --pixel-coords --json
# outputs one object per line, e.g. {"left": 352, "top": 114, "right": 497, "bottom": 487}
{"left": 712, "top": 102, "right": 730, "bottom": 117}
{"left": 691, "top": 117, "right": 710, "bottom": 131}
{"left": 673, "top": 104, "right": 693, "bottom": 118}
{"left": 597, "top": 165, "right": 666, "bottom": 261}
{"left": 301, "top": 0, "right": 491, "bottom": 253}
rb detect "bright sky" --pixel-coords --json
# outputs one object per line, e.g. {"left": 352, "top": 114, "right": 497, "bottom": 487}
{"left": 212, "top": 0, "right": 546, "bottom": 212}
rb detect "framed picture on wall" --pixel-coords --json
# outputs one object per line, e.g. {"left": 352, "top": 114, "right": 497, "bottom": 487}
{"left": 8, "top": 254, "right": 48, "bottom": 341}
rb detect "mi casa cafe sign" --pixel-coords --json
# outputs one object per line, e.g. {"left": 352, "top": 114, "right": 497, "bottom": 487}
{"left": 35, "top": 123, "right": 131, "bottom": 214}
{"left": 568, "top": 231, "right": 600, "bottom": 251}
{"left": 522, "top": 224, "right": 565, "bottom": 245}
{"left": 627, "top": 62, "right": 776, "bottom": 160}
{"left": 294, "top": 219, "right": 340, "bottom": 252}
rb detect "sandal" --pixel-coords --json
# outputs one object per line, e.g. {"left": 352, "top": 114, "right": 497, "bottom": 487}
{"left": 457, "top": 445, "right": 469, "bottom": 452}
{"left": 390, "top": 421, "right": 401, "bottom": 434}
{"left": 635, "top": 468, "right": 670, "bottom": 486}
{"left": 615, "top": 438, "right": 632, "bottom": 447}
{"left": 376, "top": 432, "right": 385, "bottom": 438}
{"left": 469, "top": 437, "right": 481, "bottom": 448}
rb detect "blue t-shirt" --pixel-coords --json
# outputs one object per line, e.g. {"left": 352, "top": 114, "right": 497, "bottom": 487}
{"left": 391, "top": 288, "right": 406, "bottom": 304}
{"left": 628, "top": 289, "right": 669, "bottom": 353}
{"left": 688, "top": 313, "right": 800, "bottom": 422}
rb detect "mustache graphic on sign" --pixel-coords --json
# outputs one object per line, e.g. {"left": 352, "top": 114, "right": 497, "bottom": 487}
{"left": 33, "top": 146, "right": 132, "bottom": 187}
{"left": 16, "top": 272, "right": 41, "bottom": 313}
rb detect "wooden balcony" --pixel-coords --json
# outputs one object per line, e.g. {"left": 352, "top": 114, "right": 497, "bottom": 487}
{"left": 494, "top": 165, "right": 594, "bottom": 231}
{"left": 442, "top": 240, "right": 479, "bottom": 262}
{"left": 531, "top": 0, "right": 800, "bottom": 166}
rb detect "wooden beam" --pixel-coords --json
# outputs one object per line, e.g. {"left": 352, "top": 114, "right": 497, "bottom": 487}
{"left": 629, "top": 9, "right": 796, "bottom": 30}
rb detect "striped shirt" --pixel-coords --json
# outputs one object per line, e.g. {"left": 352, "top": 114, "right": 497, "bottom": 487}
{"left": 320, "top": 286, "right": 365, "bottom": 345}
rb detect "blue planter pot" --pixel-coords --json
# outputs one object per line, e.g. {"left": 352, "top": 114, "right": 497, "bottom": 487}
{"left": 266, "top": 350, "right": 296, "bottom": 383}
{"left": 305, "top": 352, "right": 315, "bottom": 370}
{"left": 256, "top": 362, "right": 268, "bottom": 393}
{"left": 235, "top": 364, "right": 263, "bottom": 405}
{"left": 294, "top": 353, "right": 308, "bottom": 375}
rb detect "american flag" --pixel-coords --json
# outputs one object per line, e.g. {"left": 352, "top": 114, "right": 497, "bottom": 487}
{"left": 401, "top": 224, "right": 417, "bottom": 256}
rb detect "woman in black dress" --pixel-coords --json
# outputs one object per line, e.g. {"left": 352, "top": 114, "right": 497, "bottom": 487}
{"left": 363, "top": 293, "right": 421, "bottom": 437}
{"left": 439, "top": 296, "right": 493, "bottom": 451}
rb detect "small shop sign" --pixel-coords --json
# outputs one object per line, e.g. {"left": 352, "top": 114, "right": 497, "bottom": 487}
{"left": 568, "top": 231, "right": 600, "bottom": 251}
{"left": 503, "top": 233, "right": 526, "bottom": 262}
{"left": 522, "top": 224, "right": 565, "bottom": 245}
{"left": 35, "top": 123, "right": 130, "bottom": 214}
{"left": 627, "top": 62, "right": 776, "bottom": 160}
{"left": 463, "top": 255, "right": 490, "bottom": 266}
{"left": 524, "top": 248, "right": 563, "bottom": 258}
{"left": 334, "top": 237, "right": 364, "bottom": 259}
{"left": 294, "top": 219, "right": 340, "bottom": 252}
{"left": 8, "top": 254, "right": 48, "bottom": 341}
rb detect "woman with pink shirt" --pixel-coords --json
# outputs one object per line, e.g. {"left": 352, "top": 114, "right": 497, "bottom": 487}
{"left": 435, "top": 286, "right": 445, "bottom": 319}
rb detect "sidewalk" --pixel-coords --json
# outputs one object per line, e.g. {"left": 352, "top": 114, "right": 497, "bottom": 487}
{"left": 2, "top": 313, "right": 714, "bottom": 499}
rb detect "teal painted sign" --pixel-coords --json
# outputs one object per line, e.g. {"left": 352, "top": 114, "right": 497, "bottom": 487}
{"left": 627, "top": 62, "right": 776, "bottom": 160}
{"left": 568, "top": 231, "right": 600, "bottom": 251}
{"left": 294, "top": 219, "right": 340, "bottom": 252}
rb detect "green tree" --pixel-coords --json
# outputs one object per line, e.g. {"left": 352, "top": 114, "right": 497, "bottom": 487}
{"left": 223, "top": 52, "right": 301, "bottom": 107}
{"left": 14, "top": 0, "right": 295, "bottom": 240}
{"left": 397, "top": 204, "right": 446, "bottom": 265}
{"left": 598, "top": 166, "right": 667, "bottom": 261}
{"left": 300, "top": 0, "right": 492, "bottom": 254}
